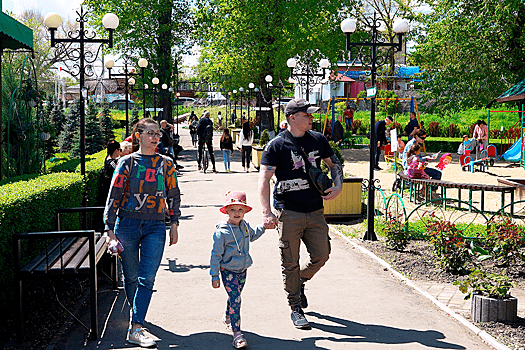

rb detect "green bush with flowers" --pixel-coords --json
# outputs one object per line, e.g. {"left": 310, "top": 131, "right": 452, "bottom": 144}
{"left": 427, "top": 216, "right": 471, "bottom": 273}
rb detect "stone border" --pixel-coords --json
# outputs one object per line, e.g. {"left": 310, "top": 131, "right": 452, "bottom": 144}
{"left": 329, "top": 226, "right": 511, "bottom": 350}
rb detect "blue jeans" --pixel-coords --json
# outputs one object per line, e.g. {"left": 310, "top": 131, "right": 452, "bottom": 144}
{"left": 222, "top": 149, "right": 231, "bottom": 171}
{"left": 114, "top": 217, "right": 166, "bottom": 326}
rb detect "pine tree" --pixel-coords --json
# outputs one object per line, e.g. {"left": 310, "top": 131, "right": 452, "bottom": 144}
{"left": 129, "top": 108, "right": 140, "bottom": 134}
{"left": 72, "top": 100, "right": 104, "bottom": 157}
{"left": 59, "top": 99, "right": 80, "bottom": 153}
{"left": 99, "top": 101, "right": 114, "bottom": 144}
{"left": 49, "top": 101, "right": 66, "bottom": 148}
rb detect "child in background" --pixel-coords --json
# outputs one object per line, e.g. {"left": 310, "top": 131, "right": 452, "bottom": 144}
{"left": 210, "top": 191, "right": 272, "bottom": 349}
{"left": 396, "top": 135, "right": 405, "bottom": 153}
{"left": 406, "top": 144, "right": 430, "bottom": 179}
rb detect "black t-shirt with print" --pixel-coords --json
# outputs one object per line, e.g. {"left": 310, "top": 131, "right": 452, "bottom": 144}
{"left": 261, "top": 130, "right": 334, "bottom": 213}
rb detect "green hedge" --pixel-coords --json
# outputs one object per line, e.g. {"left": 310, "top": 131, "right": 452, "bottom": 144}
{"left": 0, "top": 150, "right": 106, "bottom": 308}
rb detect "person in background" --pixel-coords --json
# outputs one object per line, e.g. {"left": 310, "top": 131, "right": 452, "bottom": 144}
{"left": 279, "top": 120, "right": 288, "bottom": 134}
{"left": 189, "top": 115, "right": 199, "bottom": 147}
{"left": 196, "top": 111, "right": 217, "bottom": 172}
{"left": 120, "top": 140, "right": 132, "bottom": 156}
{"left": 473, "top": 120, "right": 488, "bottom": 160}
{"left": 220, "top": 128, "right": 234, "bottom": 172}
{"left": 237, "top": 121, "right": 254, "bottom": 172}
{"left": 374, "top": 116, "right": 393, "bottom": 170}
{"left": 159, "top": 120, "right": 175, "bottom": 157}
{"left": 102, "top": 141, "right": 121, "bottom": 200}
{"left": 103, "top": 118, "right": 181, "bottom": 347}
{"left": 404, "top": 112, "right": 420, "bottom": 141}
{"left": 332, "top": 115, "right": 345, "bottom": 144}
{"left": 217, "top": 111, "right": 223, "bottom": 129}
{"left": 343, "top": 100, "right": 354, "bottom": 132}
{"left": 396, "top": 135, "right": 405, "bottom": 154}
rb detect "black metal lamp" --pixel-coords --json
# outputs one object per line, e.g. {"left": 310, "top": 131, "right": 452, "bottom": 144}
{"left": 340, "top": 14, "right": 409, "bottom": 241}
{"left": 44, "top": 8, "right": 118, "bottom": 177}
{"left": 287, "top": 56, "right": 330, "bottom": 103}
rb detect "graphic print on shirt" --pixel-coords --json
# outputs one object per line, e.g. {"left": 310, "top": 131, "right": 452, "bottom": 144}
{"left": 276, "top": 149, "right": 320, "bottom": 194}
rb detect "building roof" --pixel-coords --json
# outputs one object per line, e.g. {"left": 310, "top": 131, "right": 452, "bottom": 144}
{"left": 0, "top": 11, "right": 33, "bottom": 51}
{"left": 330, "top": 72, "right": 355, "bottom": 82}
{"left": 496, "top": 77, "right": 525, "bottom": 103}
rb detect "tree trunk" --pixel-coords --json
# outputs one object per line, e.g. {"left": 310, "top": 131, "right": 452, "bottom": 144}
{"left": 157, "top": 2, "right": 173, "bottom": 123}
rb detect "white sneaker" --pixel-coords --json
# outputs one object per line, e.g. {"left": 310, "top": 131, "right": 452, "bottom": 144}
{"left": 127, "top": 327, "right": 156, "bottom": 347}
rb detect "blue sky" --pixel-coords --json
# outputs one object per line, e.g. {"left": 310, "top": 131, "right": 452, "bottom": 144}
{"left": 3, "top": 0, "right": 82, "bottom": 21}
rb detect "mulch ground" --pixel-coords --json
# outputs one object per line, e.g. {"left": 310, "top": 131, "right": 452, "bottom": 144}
{"left": 359, "top": 239, "right": 525, "bottom": 350}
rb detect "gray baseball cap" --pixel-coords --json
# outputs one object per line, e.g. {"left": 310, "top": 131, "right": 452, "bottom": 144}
{"left": 284, "top": 98, "right": 320, "bottom": 116}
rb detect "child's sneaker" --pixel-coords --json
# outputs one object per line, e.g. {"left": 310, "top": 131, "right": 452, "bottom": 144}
{"left": 127, "top": 327, "right": 156, "bottom": 347}
{"left": 232, "top": 333, "right": 248, "bottom": 348}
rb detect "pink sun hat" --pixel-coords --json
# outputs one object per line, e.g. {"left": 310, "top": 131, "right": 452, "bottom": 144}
{"left": 220, "top": 191, "right": 253, "bottom": 214}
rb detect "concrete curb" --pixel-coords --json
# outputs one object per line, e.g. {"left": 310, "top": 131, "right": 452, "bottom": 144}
{"left": 329, "top": 226, "right": 511, "bottom": 350}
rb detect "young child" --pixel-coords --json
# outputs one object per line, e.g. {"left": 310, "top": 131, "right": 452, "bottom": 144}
{"left": 210, "top": 191, "right": 270, "bottom": 349}
{"left": 220, "top": 128, "right": 234, "bottom": 172}
{"left": 396, "top": 135, "right": 405, "bottom": 154}
{"left": 406, "top": 144, "right": 430, "bottom": 179}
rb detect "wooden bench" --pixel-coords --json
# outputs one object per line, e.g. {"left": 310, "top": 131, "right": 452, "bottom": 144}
{"left": 397, "top": 172, "right": 515, "bottom": 214}
{"left": 13, "top": 207, "right": 116, "bottom": 342}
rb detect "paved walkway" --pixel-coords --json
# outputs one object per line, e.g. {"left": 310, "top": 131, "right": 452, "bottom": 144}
{"left": 54, "top": 125, "right": 497, "bottom": 349}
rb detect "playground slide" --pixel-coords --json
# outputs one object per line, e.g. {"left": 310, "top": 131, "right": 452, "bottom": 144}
{"left": 502, "top": 138, "right": 522, "bottom": 161}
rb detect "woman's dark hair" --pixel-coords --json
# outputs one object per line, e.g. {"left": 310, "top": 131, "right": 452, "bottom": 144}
{"left": 221, "top": 128, "right": 231, "bottom": 142}
{"left": 406, "top": 143, "right": 421, "bottom": 159}
{"left": 132, "top": 118, "right": 158, "bottom": 152}
{"left": 242, "top": 121, "right": 251, "bottom": 139}
{"left": 107, "top": 140, "right": 120, "bottom": 157}
{"left": 414, "top": 128, "right": 427, "bottom": 139}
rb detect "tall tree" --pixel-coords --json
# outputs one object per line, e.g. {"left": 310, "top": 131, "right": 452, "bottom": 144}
{"left": 84, "top": 0, "right": 193, "bottom": 123}
{"left": 193, "top": 0, "right": 351, "bottom": 131}
{"left": 59, "top": 100, "right": 80, "bottom": 153}
{"left": 411, "top": 0, "right": 525, "bottom": 112}
{"left": 99, "top": 101, "right": 114, "bottom": 145}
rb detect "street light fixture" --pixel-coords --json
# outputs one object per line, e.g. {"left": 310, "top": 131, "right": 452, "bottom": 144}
{"left": 105, "top": 58, "right": 146, "bottom": 135}
{"left": 341, "top": 14, "right": 408, "bottom": 241}
{"left": 287, "top": 55, "right": 329, "bottom": 102}
{"left": 44, "top": 7, "right": 117, "bottom": 180}
{"left": 239, "top": 87, "right": 244, "bottom": 123}
{"left": 152, "top": 77, "right": 159, "bottom": 118}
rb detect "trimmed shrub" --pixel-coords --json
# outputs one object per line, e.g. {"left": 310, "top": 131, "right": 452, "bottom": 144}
{"left": 0, "top": 173, "right": 84, "bottom": 307}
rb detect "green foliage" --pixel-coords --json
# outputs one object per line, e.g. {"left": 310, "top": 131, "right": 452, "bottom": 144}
{"left": 382, "top": 213, "right": 409, "bottom": 251}
{"left": 427, "top": 217, "right": 470, "bottom": 273}
{"left": 99, "top": 101, "right": 114, "bottom": 145}
{"left": 485, "top": 216, "right": 525, "bottom": 266}
{"left": 411, "top": 0, "right": 525, "bottom": 112}
{"left": 0, "top": 173, "right": 84, "bottom": 306}
{"left": 71, "top": 101, "right": 104, "bottom": 157}
{"left": 259, "top": 129, "right": 270, "bottom": 147}
{"left": 130, "top": 108, "right": 140, "bottom": 132}
{"left": 455, "top": 269, "right": 516, "bottom": 300}
{"left": 59, "top": 99, "right": 80, "bottom": 152}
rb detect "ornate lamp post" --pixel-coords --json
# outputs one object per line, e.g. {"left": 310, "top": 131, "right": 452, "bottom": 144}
{"left": 105, "top": 58, "right": 147, "bottom": 135}
{"left": 152, "top": 77, "right": 159, "bottom": 119}
{"left": 248, "top": 82, "right": 255, "bottom": 121}
{"left": 127, "top": 58, "right": 149, "bottom": 118}
{"left": 233, "top": 89, "right": 238, "bottom": 121}
{"left": 287, "top": 56, "right": 330, "bottom": 103}
{"left": 341, "top": 14, "right": 409, "bottom": 240}
{"left": 239, "top": 87, "right": 244, "bottom": 123}
{"left": 44, "top": 8, "right": 118, "bottom": 176}
{"left": 264, "top": 75, "right": 287, "bottom": 132}
{"left": 227, "top": 91, "right": 232, "bottom": 126}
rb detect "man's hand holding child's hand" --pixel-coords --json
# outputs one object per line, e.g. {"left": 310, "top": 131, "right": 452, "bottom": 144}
{"left": 212, "top": 280, "right": 220, "bottom": 288}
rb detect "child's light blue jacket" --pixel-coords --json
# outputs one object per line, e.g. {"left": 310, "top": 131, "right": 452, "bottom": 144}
{"left": 210, "top": 220, "right": 265, "bottom": 281}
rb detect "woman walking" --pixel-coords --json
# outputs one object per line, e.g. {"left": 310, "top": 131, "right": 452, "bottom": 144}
{"left": 237, "top": 121, "right": 254, "bottom": 172}
{"left": 103, "top": 118, "right": 181, "bottom": 347}
{"left": 189, "top": 114, "right": 199, "bottom": 147}
{"left": 220, "top": 128, "right": 234, "bottom": 172}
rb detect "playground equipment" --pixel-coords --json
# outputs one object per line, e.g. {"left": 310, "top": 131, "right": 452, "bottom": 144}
{"left": 488, "top": 108, "right": 525, "bottom": 168}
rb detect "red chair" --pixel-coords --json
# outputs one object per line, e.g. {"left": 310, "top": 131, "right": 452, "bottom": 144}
{"left": 487, "top": 144, "right": 497, "bottom": 166}
{"left": 459, "top": 154, "right": 472, "bottom": 171}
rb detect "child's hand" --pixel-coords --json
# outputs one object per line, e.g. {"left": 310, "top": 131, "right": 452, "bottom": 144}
{"left": 212, "top": 280, "right": 220, "bottom": 288}
{"left": 263, "top": 221, "right": 274, "bottom": 229}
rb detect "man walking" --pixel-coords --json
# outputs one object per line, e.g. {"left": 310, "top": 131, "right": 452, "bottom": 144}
{"left": 332, "top": 115, "right": 345, "bottom": 144}
{"left": 196, "top": 111, "right": 217, "bottom": 172}
{"left": 258, "top": 98, "right": 343, "bottom": 330}
{"left": 374, "top": 115, "right": 393, "bottom": 170}
{"left": 404, "top": 112, "right": 420, "bottom": 141}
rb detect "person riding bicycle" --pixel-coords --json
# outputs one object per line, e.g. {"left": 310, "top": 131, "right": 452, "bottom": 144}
{"left": 197, "top": 110, "right": 217, "bottom": 172}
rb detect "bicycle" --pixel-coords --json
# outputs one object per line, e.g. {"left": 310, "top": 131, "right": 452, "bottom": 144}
{"left": 202, "top": 144, "right": 209, "bottom": 173}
